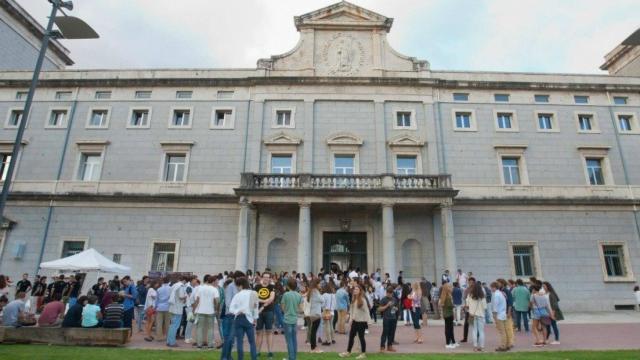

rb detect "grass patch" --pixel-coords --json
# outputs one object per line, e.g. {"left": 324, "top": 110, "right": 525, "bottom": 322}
{"left": 0, "top": 345, "right": 639, "bottom": 360}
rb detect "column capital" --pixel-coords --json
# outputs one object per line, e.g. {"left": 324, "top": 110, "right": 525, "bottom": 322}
{"left": 381, "top": 201, "right": 395, "bottom": 209}
{"left": 439, "top": 199, "right": 453, "bottom": 209}
{"left": 239, "top": 196, "right": 250, "bottom": 206}
{"left": 298, "top": 201, "right": 311, "bottom": 208}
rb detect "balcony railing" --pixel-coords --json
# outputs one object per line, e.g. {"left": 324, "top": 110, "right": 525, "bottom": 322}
{"left": 240, "top": 173, "right": 452, "bottom": 191}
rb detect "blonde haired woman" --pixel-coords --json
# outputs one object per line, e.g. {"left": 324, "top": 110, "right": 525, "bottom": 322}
{"left": 439, "top": 283, "right": 457, "bottom": 349}
{"left": 410, "top": 282, "right": 423, "bottom": 343}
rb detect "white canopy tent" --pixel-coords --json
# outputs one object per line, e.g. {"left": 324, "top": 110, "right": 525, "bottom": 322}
{"left": 40, "top": 248, "right": 131, "bottom": 273}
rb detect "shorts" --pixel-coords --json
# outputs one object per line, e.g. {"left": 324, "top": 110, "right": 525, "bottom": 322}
{"left": 256, "top": 311, "right": 274, "bottom": 331}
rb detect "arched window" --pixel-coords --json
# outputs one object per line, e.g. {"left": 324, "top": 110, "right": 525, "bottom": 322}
{"left": 402, "top": 238, "right": 423, "bottom": 279}
{"left": 267, "top": 238, "right": 288, "bottom": 272}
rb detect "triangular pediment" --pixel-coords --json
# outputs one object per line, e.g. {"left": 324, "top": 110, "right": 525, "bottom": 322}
{"left": 388, "top": 134, "right": 425, "bottom": 147}
{"left": 295, "top": 1, "right": 392, "bottom": 31}
{"left": 327, "top": 132, "right": 363, "bottom": 146}
{"left": 264, "top": 132, "right": 302, "bottom": 146}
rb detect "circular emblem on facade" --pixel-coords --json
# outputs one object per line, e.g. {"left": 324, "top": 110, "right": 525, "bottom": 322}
{"left": 321, "top": 33, "right": 366, "bottom": 76}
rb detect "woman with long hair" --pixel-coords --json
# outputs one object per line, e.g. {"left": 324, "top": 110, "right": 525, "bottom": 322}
{"left": 410, "top": 282, "right": 423, "bottom": 343}
{"left": 439, "top": 283, "right": 457, "bottom": 349}
{"left": 530, "top": 283, "right": 553, "bottom": 347}
{"left": 401, "top": 284, "right": 412, "bottom": 326}
{"left": 0, "top": 275, "right": 9, "bottom": 298}
{"left": 542, "top": 281, "right": 563, "bottom": 345}
{"left": 339, "top": 284, "right": 371, "bottom": 359}
{"left": 307, "top": 279, "right": 324, "bottom": 353}
{"left": 321, "top": 282, "right": 336, "bottom": 346}
{"left": 466, "top": 282, "right": 487, "bottom": 352}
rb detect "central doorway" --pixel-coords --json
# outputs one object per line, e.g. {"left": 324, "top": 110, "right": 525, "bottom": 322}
{"left": 323, "top": 232, "right": 367, "bottom": 273}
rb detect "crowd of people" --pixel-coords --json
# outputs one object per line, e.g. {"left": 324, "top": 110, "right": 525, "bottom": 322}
{"left": 0, "top": 268, "right": 639, "bottom": 358}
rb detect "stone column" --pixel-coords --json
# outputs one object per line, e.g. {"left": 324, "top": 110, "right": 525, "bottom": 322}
{"left": 440, "top": 202, "right": 457, "bottom": 274}
{"left": 235, "top": 197, "right": 250, "bottom": 271}
{"left": 297, "top": 202, "right": 311, "bottom": 274}
{"left": 382, "top": 202, "right": 396, "bottom": 279}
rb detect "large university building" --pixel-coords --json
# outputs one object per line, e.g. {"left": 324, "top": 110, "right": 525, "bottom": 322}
{"left": 0, "top": 1, "right": 639, "bottom": 311}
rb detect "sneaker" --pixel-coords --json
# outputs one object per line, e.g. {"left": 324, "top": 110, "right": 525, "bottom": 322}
{"left": 364, "top": 330, "right": 369, "bottom": 334}
{"left": 356, "top": 354, "right": 366, "bottom": 359}
{"left": 339, "top": 352, "right": 351, "bottom": 358}
{"left": 386, "top": 346, "right": 397, "bottom": 352}
{"left": 445, "top": 344, "right": 453, "bottom": 349}
{"left": 550, "top": 341, "right": 560, "bottom": 345}
{"left": 185, "top": 339, "right": 193, "bottom": 344}
{"left": 453, "top": 343, "right": 460, "bottom": 348}
{"left": 379, "top": 347, "right": 385, "bottom": 353}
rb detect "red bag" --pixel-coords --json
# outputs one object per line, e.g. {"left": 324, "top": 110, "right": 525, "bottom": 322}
{"left": 403, "top": 298, "right": 412, "bottom": 310}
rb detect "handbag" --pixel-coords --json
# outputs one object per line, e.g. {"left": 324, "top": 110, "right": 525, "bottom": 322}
{"left": 533, "top": 296, "right": 551, "bottom": 325}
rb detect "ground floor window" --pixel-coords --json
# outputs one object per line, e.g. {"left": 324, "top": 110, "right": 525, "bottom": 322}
{"left": 511, "top": 244, "right": 535, "bottom": 277}
{"left": 61, "top": 240, "right": 85, "bottom": 258}
{"left": 603, "top": 245, "right": 625, "bottom": 277}
{"left": 151, "top": 242, "right": 177, "bottom": 272}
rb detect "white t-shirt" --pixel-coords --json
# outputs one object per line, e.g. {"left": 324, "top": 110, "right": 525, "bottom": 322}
{"left": 194, "top": 284, "right": 220, "bottom": 315}
{"left": 144, "top": 288, "right": 157, "bottom": 310}
{"left": 348, "top": 271, "right": 358, "bottom": 279}
{"left": 168, "top": 282, "right": 186, "bottom": 315}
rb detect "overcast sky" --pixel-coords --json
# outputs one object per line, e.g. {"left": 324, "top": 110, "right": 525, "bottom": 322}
{"left": 19, "top": 0, "right": 639, "bottom": 74}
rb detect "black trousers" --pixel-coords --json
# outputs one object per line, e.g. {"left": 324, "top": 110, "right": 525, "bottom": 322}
{"left": 309, "top": 318, "right": 321, "bottom": 350}
{"left": 462, "top": 311, "right": 469, "bottom": 340}
{"left": 444, "top": 316, "right": 456, "bottom": 345}
{"left": 347, "top": 321, "right": 367, "bottom": 353}
{"left": 380, "top": 318, "right": 397, "bottom": 348}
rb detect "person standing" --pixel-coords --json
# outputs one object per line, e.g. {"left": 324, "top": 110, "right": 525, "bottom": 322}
{"left": 634, "top": 285, "right": 640, "bottom": 312}
{"left": 31, "top": 276, "right": 47, "bottom": 313}
{"left": 281, "top": 278, "right": 302, "bottom": 360}
{"left": 466, "top": 282, "right": 487, "bottom": 352}
{"left": 15, "top": 273, "right": 32, "bottom": 301}
{"left": 543, "top": 281, "right": 563, "bottom": 345}
{"left": 482, "top": 282, "right": 493, "bottom": 324}
{"left": 229, "top": 276, "right": 259, "bottom": 360}
{"left": 307, "top": 279, "right": 324, "bottom": 353}
{"left": 491, "top": 282, "right": 509, "bottom": 352}
{"left": 335, "top": 280, "right": 350, "bottom": 334}
{"left": 339, "top": 285, "right": 371, "bottom": 359}
{"left": 498, "top": 279, "right": 515, "bottom": 349}
{"left": 193, "top": 274, "right": 220, "bottom": 349}
{"left": 155, "top": 277, "right": 172, "bottom": 342}
{"left": 167, "top": 276, "right": 187, "bottom": 348}
{"left": 378, "top": 286, "right": 398, "bottom": 352}
{"left": 430, "top": 283, "right": 440, "bottom": 320}
{"left": 441, "top": 270, "right": 451, "bottom": 284}
{"left": 221, "top": 272, "right": 242, "bottom": 360}
{"left": 456, "top": 269, "right": 468, "bottom": 289}
{"left": 439, "top": 283, "right": 456, "bottom": 349}
{"left": 255, "top": 272, "right": 276, "bottom": 359}
{"left": 135, "top": 277, "right": 149, "bottom": 333}
{"left": 452, "top": 282, "right": 463, "bottom": 326}
{"left": 410, "top": 282, "right": 423, "bottom": 343}
{"left": 530, "top": 283, "right": 553, "bottom": 347}
{"left": 321, "top": 283, "right": 336, "bottom": 346}
{"left": 91, "top": 277, "right": 107, "bottom": 301}
{"left": 121, "top": 276, "right": 138, "bottom": 337}
{"left": 144, "top": 280, "right": 159, "bottom": 342}
{"left": 512, "top": 279, "right": 530, "bottom": 332}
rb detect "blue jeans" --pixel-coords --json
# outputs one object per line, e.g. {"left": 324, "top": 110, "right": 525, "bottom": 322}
{"left": 135, "top": 305, "right": 145, "bottom": 331}
{"left": 283, "top": 323, "right": 297, "bottom": 360}
{"left": 546, "top": 319, "right": 559, "bottom": 341}
{"left": 167, "top": 313, "right": 182, "bottom": 346}
{"left": 235, "top": 315, "right": 257, "bottom": 360}
{"left": 274, "top": 305, "right": 285, "bottom": 329}
{"left": 484, "top": 302, "right": 493, "bottom": 323}
{"left": 515, "top": 310, "right": 529, "bottom": 332}
{"left": 68, "top": 297, "right": 77, "bottom": 308}
{"left": 471, "top": 316, "right": 485, "bottom": 348}
{"left": 221, "top": 314, "right": 235, "bottom": 360}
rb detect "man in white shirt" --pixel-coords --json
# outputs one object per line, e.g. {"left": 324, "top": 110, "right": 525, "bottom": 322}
{"left": 457, "top": 269, "right": 468, "bottom": 289}
{"left": 166, "top": 276, "right": 187, "bottom": 347}
{"left": 229, "top": 277, "right": 259, "bottom": 360}
{"left": 348, "top": 268, "right": 358, "bottom": 279}
{"left": 491, "top": 282, "right": 509, "bottom": 352}
{"left": 193, "top": 275, "right": 220, "bottom": 349}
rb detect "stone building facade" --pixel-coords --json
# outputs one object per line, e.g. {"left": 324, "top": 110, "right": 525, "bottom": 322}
{"left": 0, "top": 2, "right": 639, "bottom": 311}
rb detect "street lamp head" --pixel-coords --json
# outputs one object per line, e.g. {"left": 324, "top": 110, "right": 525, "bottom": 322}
{"left": 60, "top": 1, "right": 73, "bottom": 11}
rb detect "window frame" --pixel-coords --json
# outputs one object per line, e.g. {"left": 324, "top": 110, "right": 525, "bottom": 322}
{"left": 134, "top": 90, "right": 152, "bottom": 99}
{"left": 175, "top": 90, "right": 193, "bottom": 99}
{"left": 159, "top": 141, "right": 193, "bottom": 183}
{"left": 452, "top": 93, "right": 469, "bottom": 102}
{"left": 54, "top": 91, "right": 73, "bottom": 100}
{"left": 85, "top": 107, "right": 111, "bottom": 129}
{"left": 534, "top": 94, "right": 550, "bottom": 103}
{"left": 508, "top": 241, "right": 542, "bottom": 280}
{"left": 493, "top": 109, "right": 519, "bottom": 132}
{"left": 59, "top": 237, "right": 89, "bottom": 258}
{"left": 451, "top": 109, "right": 477, "bottom": 132}
{"left": 168, "top": 107, "right": 194, "bottom": 129}
{"left": 614, "top": 112, "right": 639, "bottom": 135}
{"left": 269, "top": 152, "right": 296, "bottom": 174}
{"left": 613, "top": 96, "right": 628, "bottom": 105}
{"left": 15, "top": 91, "right": 28, "bottom": 100}
{"left": 598, "top": 241, "right": 635, "bottom": 282}
{"left": 148, "top": 240, "right": 180, "bottom": 272}
{"left": 392, "top": 109, "right": 417, "bottom": 130}
{"left": 45, "top": 107, "right": 70, "bottom": 129}
{"left": 534, "top": 110, "right": 559, "bottom": 133}
{"left": 494, "top": 145, "right": 529, "bottom": 186}
{"left": 578, "top": 146, "right": 614, "bottom": 186}
{"left": 0, "top": 152, "right": 12, "bottom": 182}
{"left": 76, "top": 152, "right": 104, "bottom": 181}
{"left": 94, "top": 90, "right": 112, "bottom": 100}
{"left": 494, "top": 94, "right": 510, "bottom": 102}
{"left": 163, "top": 153, "right": 188, "bottom": 182}
{"left": 574, "top": 111, "right": 600, "bottom": 134}
{"left": 5, "top": 107, "right": 26, "bottom": 129}
{"left": 393, "top": 152, "right": 421, "bottom": 175}
{"left": 74, "top": 141, "right": 109, "bottom": 182}
{"left": 573, "top": 95, "right": 589, "bottom": 104}
{"left": 331, "top": 152, "right": 359, "bottom": 175}
{"left": 210, "top": 107, "right": 236, "bottom": 129}
{"left": 127, "top": 107, "right": 152, "bottom": 129}
{"left": 271, "top": 107, "right": 296, "bottom": 129}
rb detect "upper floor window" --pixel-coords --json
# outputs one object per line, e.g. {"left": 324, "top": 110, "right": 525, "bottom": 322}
{"left": 47, "top": 109, "right": 68, "bottom": 128}
{"left": 534, "top": 94, "right": 549, "bottom": 103}
{"left": 496, "top": 112, "right": 513, "bottom": 130}
{"left": 613, "top": 96, "right": 627, "bottom": 105}
{"left": 151, "top": 242, "right": 177, "bottom": 272}
{"left": 454, "top": 111, "right": 473, "bottom": 130}
{"left": 87, "top": 109, "right": 109, "bottom": 128}
{"left": 170, "top": 109, "right": 191, "bottom": 128}
{"left": 176, "top": 91, "right": 192, "bottom": 99}
{"left": 5, "top": 109, "right": 23, "bottom": 128}
{"left": 453, "top": 93, "right": 469, "bottom": 102}
{"left": 55, "top": 91, "right": 72, "bottom": 100}
{"left": 394, "top": 111, "right": 415, "bottom": 129}
{"left": 494, "top": 94, "right": 510, "bottom": 102}
{"left": 334, "top": 154, "right": 355, "bottom": 175}
{"left": 217, "top": 91, "right": 234, "bottom": 99}
{"left": 164, "top": 154, "right": 187, "bottom": 182}
{"left": 94, "top": 91, "right": 112, "bottom": 99}
{"left": 536, "top": 112, "right": 558, "bottom": 131}
{"left": 0, "top": 153, "right": 12, "bottom": 181}
{"left": 501, "top": 157, "right": 521, "bottom": 185}
{"left": 211, "top": 108, "right": 235, "bottom": 129}
{"left": 61, "top": 240, "right": 85, "bottom": 257}
{"left": 396, "top": 155, "right": 417, "bottom": 175}
{"left": 129, "top": 108, "right": 151, "bottom": 128}
{"left": 615, "top": 113, "right": 639, "bottom": 134}
{"left": 586, "top": 158, "right": 605, "bottom": 185}
{"left": 271, "top": 154, "right": 293, "bottom": 174}
{"left": 135, "top": 90, "right": 152, "bottom": 99}
{"left": 15, "top": 91, "right": 28, "bottom": 100}
{"left": 577, "top": 114, "right": 594, "bottom": 132}
{"left": 273, "top": 110, "right": 293, "bottom": 128}
{"left": 574, "top": 95, "right": 589, "bottom": 104}
{"left": 78, "top": 153, "right": 102, "bottom": 181}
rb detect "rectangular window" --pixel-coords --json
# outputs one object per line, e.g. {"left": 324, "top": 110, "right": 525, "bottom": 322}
{"left": 534, "top": 94, "right": 549, "bottom": 103}
{"left": 502, "top": 157, "right": 521, "bottom": 185}
{"left": 586, "top": 158, "right": 605, "bottom": 185}
{"left": 61, "top": 241, "right": 85, "bottom": 257}
{"left": 130, "top": 109, "right": 150, "bottom": 127}
{"left": 613, "top": 96, "right": 627, "bottom": 105}
{"left": 112, "top": 254, "right": 121, "bottom": 264}
{"left": 7, "top": 110, "right": 23, "bottom": 127}
{"left": 171, "top": 109, "right": 190, "bottom": 127}
{"left": 396, "top": 112, "right": 412, "bottom": 128}
{"left": 15, "top": 91, "right": 28, "bottom": 100}
{"left": 151, "top": 243, "right": 176, "bottom": 272}
{"left": 618, "top": 115, "right": 633, "bottom": 132}
{"left": 176, "top": 91, "right": 192, "bottom": 99}
{"left": 88, "top": 110, "right": 108, "bottom": 128}
{"left": 334, "top": 154, "right": 355, "bottom": 175}
{"left": 455, "top": 112, "right": 472, "bottom": 129}
{"left": 513, "top": 245, "right": 534, "bottom": 277}
{"left": 55, "top": 91, "right": 72, "bottom": 100}
{"left": 164, "top": 154, "right": 186, "bottom": 182}
{"left": 537, "top": 113, "right": 553, "bottom": 130}
{"left": 453, "top": 93, "right": 469, "bottom": 101}
{"left": 48, "top": 110, "right": 67, "bottom": 127}
{"left": 217, "top": 91, "right": 234, "bottom": 99}
{"left": 496, "top": 112, "right": 513, "bottom": 129}
{"left": 78, "top": 153, "right": 102, "bottom": 181}
{"left": 494, "top": 94, "right": 510, "bottom": 102}
{"left": 574, "top": 95, "right": 589, "bottom": 104}
{"left": 0, "top": 153, "right": 12, "bottom": 181}
{"left": 135, "top": 90, "right": 152, "bottom": 99}
{"left": 602, "top": 245, "right": 625, "bottom": 277}
{"left": 271, "top": 154, "right": 292, "bottom": 174}
{"left": 396, "top": 155, "right": 417, "bottom": 175}
{"left": 94, "top": 91, "right": 112, "bottom": 99}
{"left": 275, "top": 110, "right": 292, "bottom": 127}
{"left": 578, "top": 114, "right": 593, "bottom": 131}
{"left": 213, "top": 109, "right": 233, "bottom": 128}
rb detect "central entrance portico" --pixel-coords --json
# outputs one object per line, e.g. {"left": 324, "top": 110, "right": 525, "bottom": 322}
{"left": 323, "top": 231, "right": 367, "bottom": 273}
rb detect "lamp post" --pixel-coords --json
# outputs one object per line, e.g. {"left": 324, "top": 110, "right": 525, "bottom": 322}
{"left": 0, "top": 0, "right": 98, "bottom": 222}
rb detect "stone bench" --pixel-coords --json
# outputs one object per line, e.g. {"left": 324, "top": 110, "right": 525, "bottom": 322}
{"left": 0, "top": 326, "right": 130, "bottom": 346}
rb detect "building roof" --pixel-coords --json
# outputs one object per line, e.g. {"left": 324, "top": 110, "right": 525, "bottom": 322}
{"left": 600, "top": 28, "right": 640, "bottom": 75}
{"left": 1, "top": 0, "right": 74, "bottom": 67}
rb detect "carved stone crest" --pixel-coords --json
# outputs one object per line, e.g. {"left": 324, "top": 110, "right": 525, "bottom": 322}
{"left": 321, "top": 33, "right": 365, "bottom": 76}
